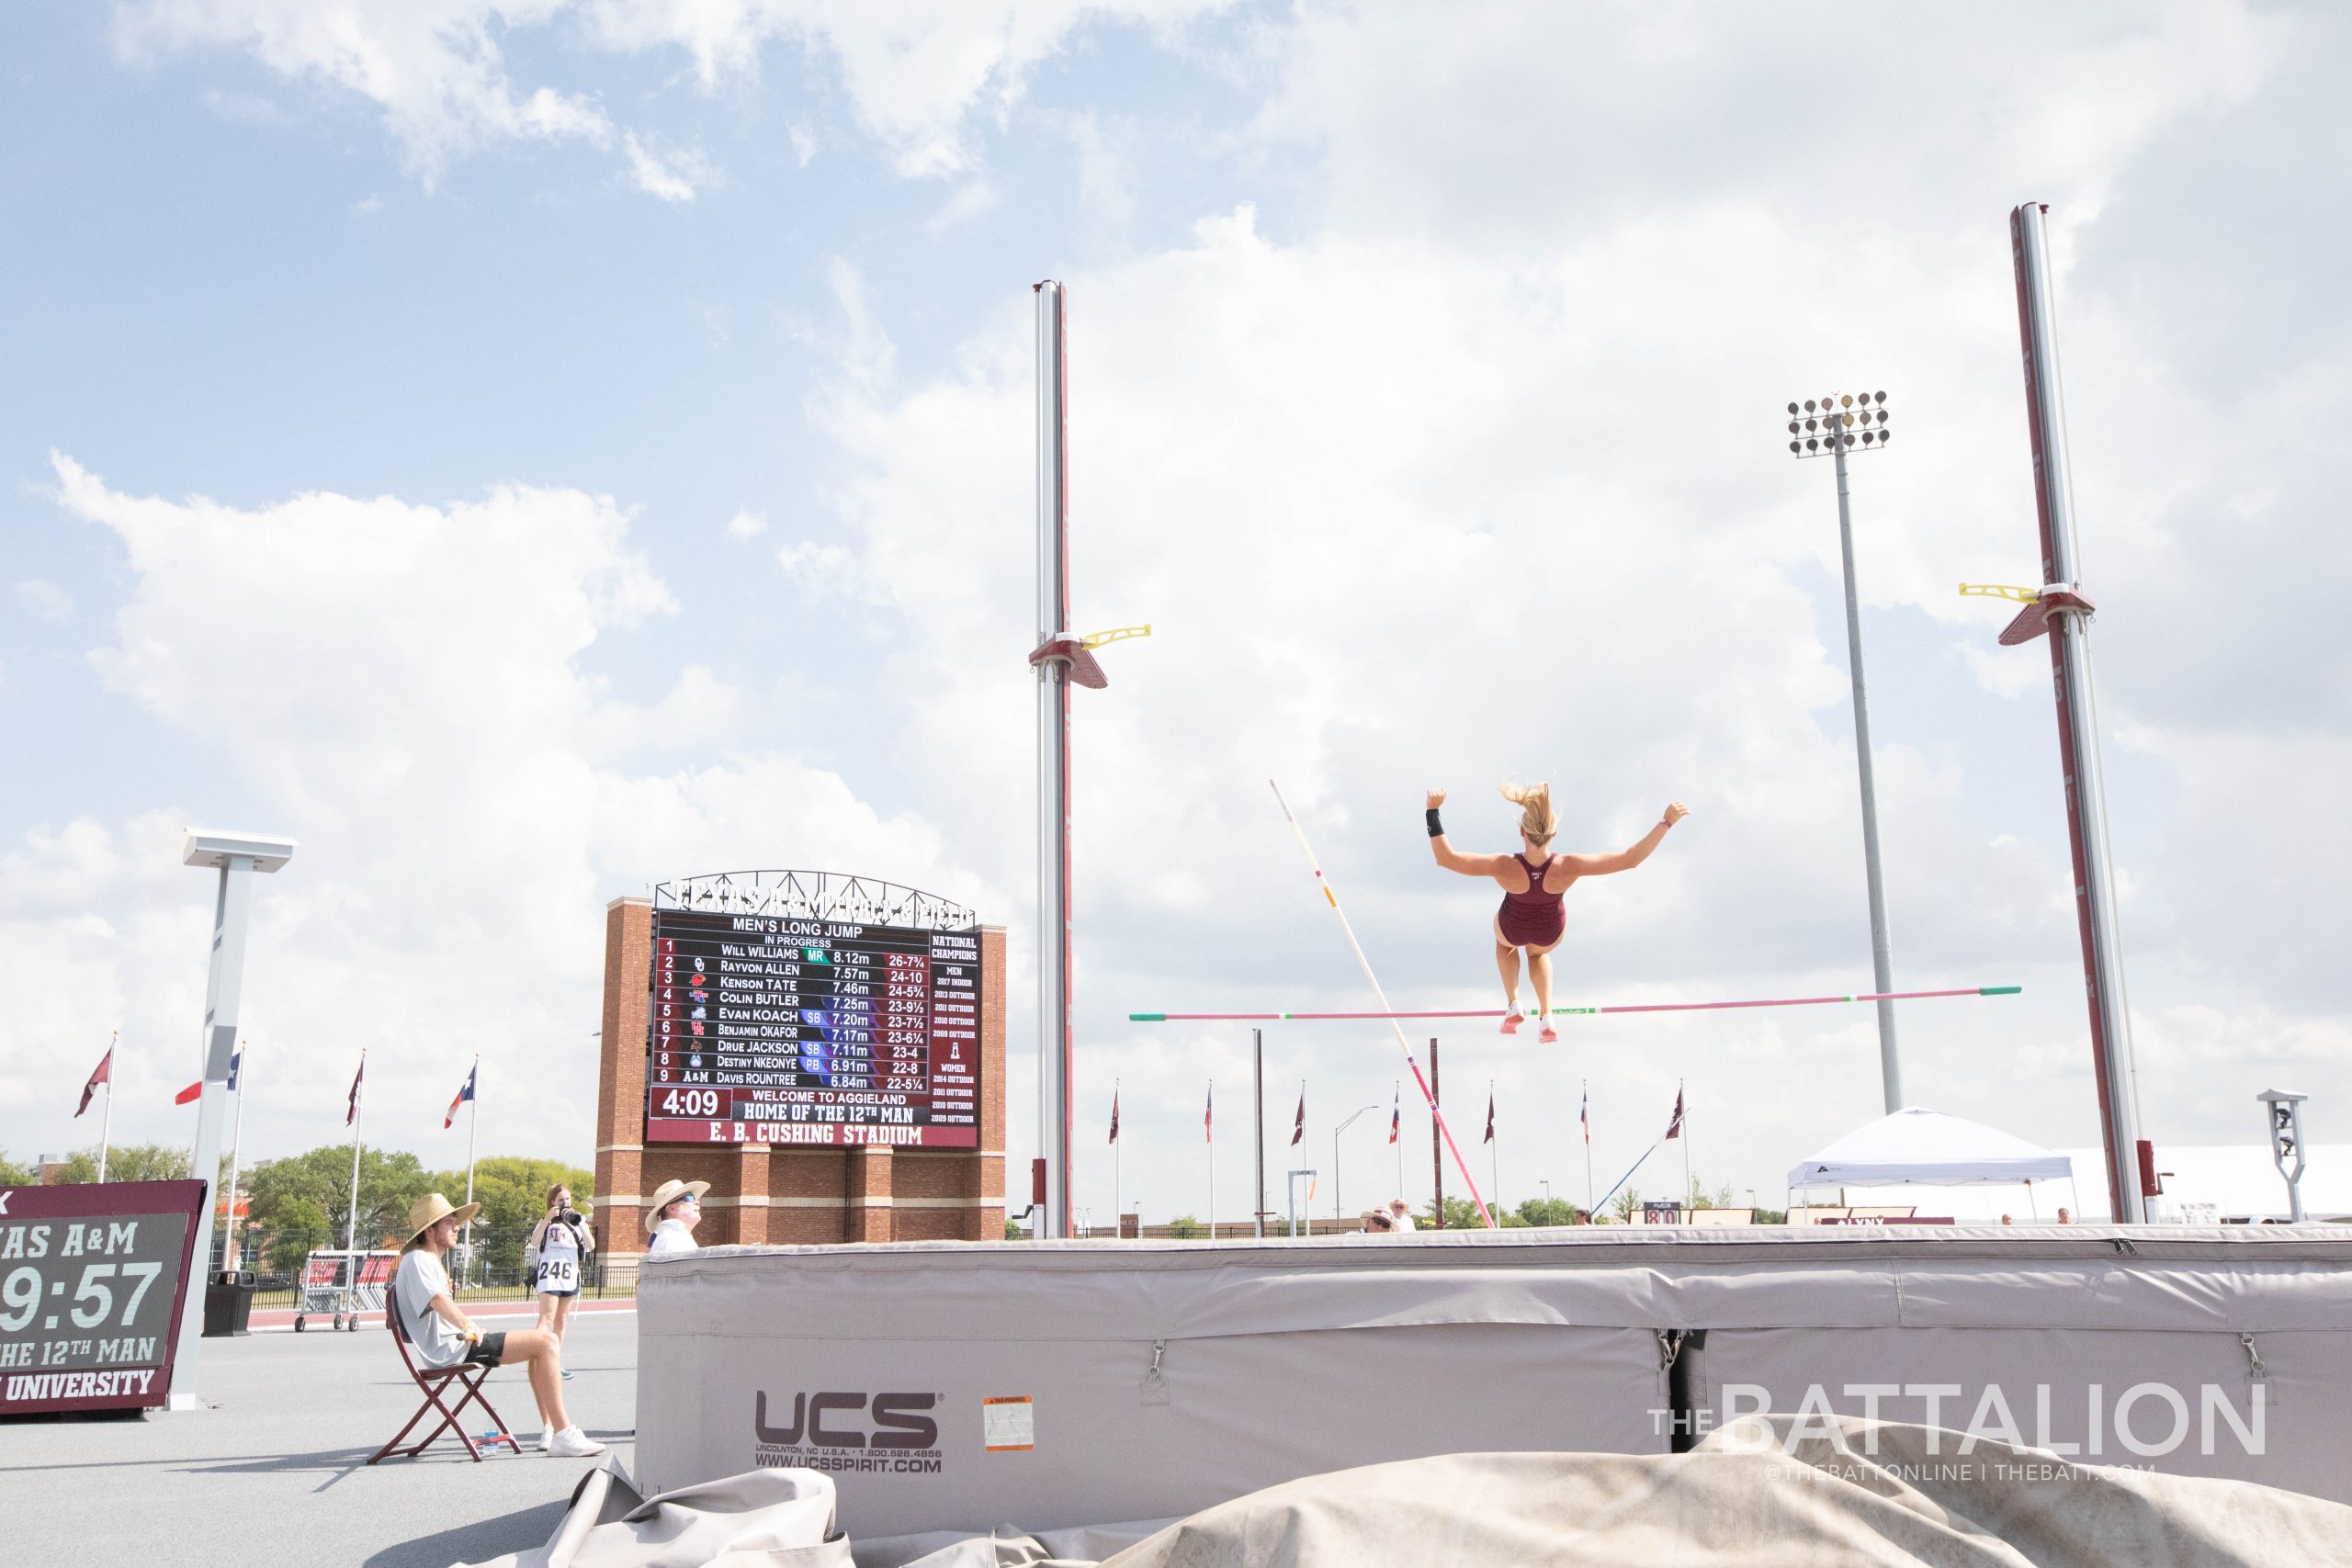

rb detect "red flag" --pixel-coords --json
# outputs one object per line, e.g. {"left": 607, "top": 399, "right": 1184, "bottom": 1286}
{"left": 76, "top": 1047, "right": 112, "bottom": 1117}
{"left": 1484, "top": 1088, "right": 1495, "bottom": 1145}
{"left": 346, "top": 1055, "right": 367, "bottom": 1126}
{"left": 1291, "top": 1084, "right": 1305, "bottom": 1147}
{"left": 1664, "top": 1086, "right": 1685, "bottom": 1142}
{"left": 1388, "top": 1086, "right": 1399, "bottom": 1145}
{"left": 1204, "top": 1083, "right": 1213, "bottom": 1144}
{"left": 175, "top": 1080, "right": 201, "bottom": 1106}
{"left": 1107, "top": 1089, "right": 1120, "bottom": 1145}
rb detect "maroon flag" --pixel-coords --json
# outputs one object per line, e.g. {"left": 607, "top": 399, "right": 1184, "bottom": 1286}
{"left": 1664, "top": 1086, "right": 1685, "bottom": 1142}
{"left": 1388, "top": 1086, "right": 1399, "bottom": 1145}
{"left": 76, "top": 1047, "right": 112, "bottom": 1117}
{"left": 1484, "top": 1088, "right": 1495, "bottom": 1145}
{"left": 1204, "top": 1083, "right": 1213, "bottom": 1144}
{"left": 346, "top": 1055, "right": 367, "bottom": 1126}
{"left": 1580, "top": 1084, "right": 1590, "bottom": 1145}
{"left": 1107, "top": 1089, "right": 1120, "bottom": 1145}
{"left": 1290, "top": 1084, "right": 1305, "bottom": 1146}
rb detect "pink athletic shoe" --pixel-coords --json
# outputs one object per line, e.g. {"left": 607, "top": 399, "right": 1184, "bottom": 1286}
{"left": 1539, "top": 1021, "right": 1558, "bottom": 1044}
{"left": 1500, "top": 1010, "right": 1524, "bottom": 1035}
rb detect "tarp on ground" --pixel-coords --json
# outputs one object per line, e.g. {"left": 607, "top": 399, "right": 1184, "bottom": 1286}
{"left": 635, "top": 1226, "right": 2352, "bottom": 1538}
{"left": 1790, "top": 1106, "right": 2074, "bottom": 1190}
{"left": 463, "top": 1422, "right": 2352, "bottom": 1567}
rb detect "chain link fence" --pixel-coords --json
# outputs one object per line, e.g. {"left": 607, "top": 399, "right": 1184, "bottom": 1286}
{"left": 215, "top": 1224, "right": 629, "bottom": 1309}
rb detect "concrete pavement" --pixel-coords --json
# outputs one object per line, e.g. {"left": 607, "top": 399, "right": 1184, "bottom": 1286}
{"left": 0, "top": 1310, "right": 637, "bottom": 1566}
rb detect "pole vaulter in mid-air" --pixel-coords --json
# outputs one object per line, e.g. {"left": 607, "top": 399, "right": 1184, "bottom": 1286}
{"left": 1426, "top": 784, "right": 1690, "bottom": 1043}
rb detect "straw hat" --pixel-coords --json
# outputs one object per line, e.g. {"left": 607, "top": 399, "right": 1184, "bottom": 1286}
{"left": 402, "top": 1191, "right": 481, "bottom": 1247}
{"left": 644, "top": 1178, "right": 711, "bottom": 1233}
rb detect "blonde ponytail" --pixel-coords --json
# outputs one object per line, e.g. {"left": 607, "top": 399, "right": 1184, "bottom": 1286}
{"left": 1499, "top": 781, "right": 1559, "bottom": 846}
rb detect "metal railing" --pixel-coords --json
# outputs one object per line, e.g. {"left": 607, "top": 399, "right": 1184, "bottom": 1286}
{"left": 219, "top": 1225, "right": 633, "bottom": 1309}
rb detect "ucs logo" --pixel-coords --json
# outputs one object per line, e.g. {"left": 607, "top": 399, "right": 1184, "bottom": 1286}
{"left": 755, "top": 1391, "right": 939, "bottom": 1450}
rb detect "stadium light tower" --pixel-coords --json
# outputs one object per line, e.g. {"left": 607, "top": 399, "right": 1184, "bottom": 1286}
{"left": 1787, "top": 391, "right": 1903, "bottom": 1113}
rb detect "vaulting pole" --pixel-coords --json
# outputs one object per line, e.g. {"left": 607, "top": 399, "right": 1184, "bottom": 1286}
{"left": 1267, "top": 782, "right": 1494, "bottom": 1228}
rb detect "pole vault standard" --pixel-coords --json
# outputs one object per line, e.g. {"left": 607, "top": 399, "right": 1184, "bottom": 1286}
{"left": 2009, "top": 202, "right": 2146, "bottom": 1225}
{"left": 1132, "top": 985, "right": 2020, "bottom": 1023}
{"left": 1031, "top": 279, "right": 1075, "bottom": 1240}
{"left": 1268, "top": 782, "right": 1496, "bottom": 1229}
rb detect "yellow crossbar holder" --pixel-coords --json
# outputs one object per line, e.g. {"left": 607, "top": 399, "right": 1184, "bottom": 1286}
{"left": 1081, "top": 624, "right": 1153, "bottom": 649}
{"left": 1958, "top": 582, "right": 2039, "bottom": 604}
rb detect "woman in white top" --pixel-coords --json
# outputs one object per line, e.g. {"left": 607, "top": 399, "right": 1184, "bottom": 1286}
{"left": 391, "top": 1192, "right": 605, "bottom": 1457}
{"left": 526, "top": 1182, "right": 595, "bottom": 1378}
{"left": 644, "top": 1178, "right": 709, "bottom": 1257}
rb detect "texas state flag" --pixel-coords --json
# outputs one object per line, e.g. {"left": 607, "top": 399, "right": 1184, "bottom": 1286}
{"left": 444, "top": 1062, "right": 478, "bottom": 1129}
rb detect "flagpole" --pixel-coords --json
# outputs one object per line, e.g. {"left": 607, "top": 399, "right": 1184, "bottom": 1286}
{"left": 462, "top": 1055, "right": 481, "bottom": 1247}
{"left": 1583, "top": 1077, "right": 1594, "bottom": 1216}
{"left": 345, "top": 1053, "right": 366, "bottom": 1252}
{"left": 1395, "top": 1080, "right": 1402, "bottom": 1201}
{"left": 1489, "top": 1078, "right": 1498, "bottom": 1214}
{"left": 1681, "top": 1077, "right": 1691, "bottom": 1211}
{"left": 1112, "top": 1077, "right": 1121, "bottom": 1238}
{"left": 1208, "top": 1077, "right": 1216, "bottom": 1239}
{"left": 220, "top": 1039, "right": 248, "bottom": 1269}
{"left": 97, "top": 1032, "right": 116, "bottom": 1184}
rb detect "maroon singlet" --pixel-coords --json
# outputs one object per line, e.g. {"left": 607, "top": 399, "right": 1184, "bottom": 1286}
{"left": 1497, "top": 853, "right": 1566, "bottom": 948}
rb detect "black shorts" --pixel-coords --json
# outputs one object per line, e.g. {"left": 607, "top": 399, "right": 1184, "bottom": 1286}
{"left": 462, "top": 1331, "right": 507, "bottom": 1368}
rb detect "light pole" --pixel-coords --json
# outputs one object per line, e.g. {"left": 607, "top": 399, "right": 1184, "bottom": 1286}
{"left": 1332, "top": 1105, "right": 1380, "bottom": 1223}
{"left": 1788, "top": 391, "right": 1902, "bottom": 1112}
{"left": 173, "top": 829, "right": 295, "bottom": 1410}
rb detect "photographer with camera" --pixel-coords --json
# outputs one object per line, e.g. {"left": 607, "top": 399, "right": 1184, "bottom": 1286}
{"left": 526, "top": 1183, "right": 595, "bottom": 1386}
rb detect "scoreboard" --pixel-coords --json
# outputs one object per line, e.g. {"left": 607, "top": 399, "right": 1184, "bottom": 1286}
{"left": 645, "top": 908, "right": 981, "bottom": 1148}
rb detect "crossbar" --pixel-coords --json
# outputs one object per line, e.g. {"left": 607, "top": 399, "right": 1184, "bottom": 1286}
{"left": 1132, "top": 985, "right": 2021, "bottom": 1022}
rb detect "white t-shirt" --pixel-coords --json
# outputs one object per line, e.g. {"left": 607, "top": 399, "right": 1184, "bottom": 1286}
{"left": 1389, "top": 1211, "right": 1418, "bottom": 1232}
{"left": 645, "top": 1218, "right": 698, "bottom": 1257}
{"left": 537, "top": 1213, "right": 585, "bottom": 1295}
{"left": 393, "top": 1249, "right": 466, "bottom": 1370}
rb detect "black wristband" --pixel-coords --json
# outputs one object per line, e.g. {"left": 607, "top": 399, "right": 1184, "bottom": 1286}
{"left": 1426, "top": 808, "right": 1444, "bottom": 838}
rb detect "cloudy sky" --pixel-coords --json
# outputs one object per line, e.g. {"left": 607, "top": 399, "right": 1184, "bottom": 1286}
{"left": 2, "top": 1, "right": 2345, "bottom": 1224}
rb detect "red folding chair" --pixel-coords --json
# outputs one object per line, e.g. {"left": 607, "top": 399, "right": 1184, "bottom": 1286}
{"left": 371, "top": 1299, "right": 526, "bottom": 1463}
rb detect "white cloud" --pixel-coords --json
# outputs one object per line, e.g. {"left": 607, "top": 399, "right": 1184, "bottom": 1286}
{"left": 117, "top": 0, "right": 1234, "bottom": 185}
{"left": 115, "top": 0, "right": 612, "bottom": 187}
{"left": 13, "top": 580, "right": 74, "bottom": 623}
{"left": 924, "top": 178, "right": 999, "bottom": 236}
{"left": 623, "top": 131, "right": 718, "bottom": 202}
{"left": 2, "top": 456, "right": 991, "bottom": 1164}
{"left": 723, "top": 508, "right": 768, "bottom": 539}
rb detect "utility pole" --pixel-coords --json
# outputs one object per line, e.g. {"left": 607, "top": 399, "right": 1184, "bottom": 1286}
{"left": 1786, "top": 391, "right": 1902, "bottom": 1112}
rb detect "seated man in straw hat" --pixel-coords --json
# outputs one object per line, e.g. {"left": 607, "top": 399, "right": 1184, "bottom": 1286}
{"left": 643, "top": 1178, "right": 710, "bottom": 1257}
{"left": 393, "top": 1192, "right": 606, "bottom": 1458}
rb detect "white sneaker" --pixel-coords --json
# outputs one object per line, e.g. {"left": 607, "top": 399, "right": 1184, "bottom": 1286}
{"left": 537, "top": 1429, "right": 551, "bottom": 1452}
{"left": 548, "top": 1427, "right": 606, "bottom": 1458}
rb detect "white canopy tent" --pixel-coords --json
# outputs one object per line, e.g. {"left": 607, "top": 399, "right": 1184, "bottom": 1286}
{"left": 1788, "top": 1106, "right": 2079, "bottom": 1216}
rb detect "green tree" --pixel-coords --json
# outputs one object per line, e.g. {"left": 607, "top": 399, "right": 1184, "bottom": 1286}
{"left": 0, "top": 1149, "right": 37, "bottom": 1186}
{"left": 52, "top": 1143, "right": 193, "bottom": 1183}
{"left": 1165, "top": 1213, "right": 1204, "bottom": 1238}
{"left": 1611, "top": 1185, "right": 1642, "bottom": 1224}
{"left": 1515, "top": 1196, "right": 1582, "bottom": 1226}
{"left": 1003, "top": 1218, "right": 1023, "bottom": 1239}
{"left": 433, "top": 1156, "right": 594, "bottom": 1233}
{"left": 265, "top": 1196, "right": 332, "bottom": 1272}
{"left": 245, "top": 1145, "right": 435, "bottom": 1247}
{"left": 1425, "top": 1196, "right": 1494, "bottom": 1230}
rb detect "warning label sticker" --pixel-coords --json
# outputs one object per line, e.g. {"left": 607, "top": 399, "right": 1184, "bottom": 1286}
{"left": 982, "top": 1395, "right": 1035, "bottom": 1452}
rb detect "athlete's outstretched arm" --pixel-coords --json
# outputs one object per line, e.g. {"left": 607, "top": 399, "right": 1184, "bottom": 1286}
{"left": 1424, "top": 788, "right": 1510, "bottom": 878}
{"left": 1557, "top": 801, "right": 1690, "bottom": 876}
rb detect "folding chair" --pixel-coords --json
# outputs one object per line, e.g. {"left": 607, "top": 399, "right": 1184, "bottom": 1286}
{"left": 370, "top": 1300, "right": 526, "bottom": 1463}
